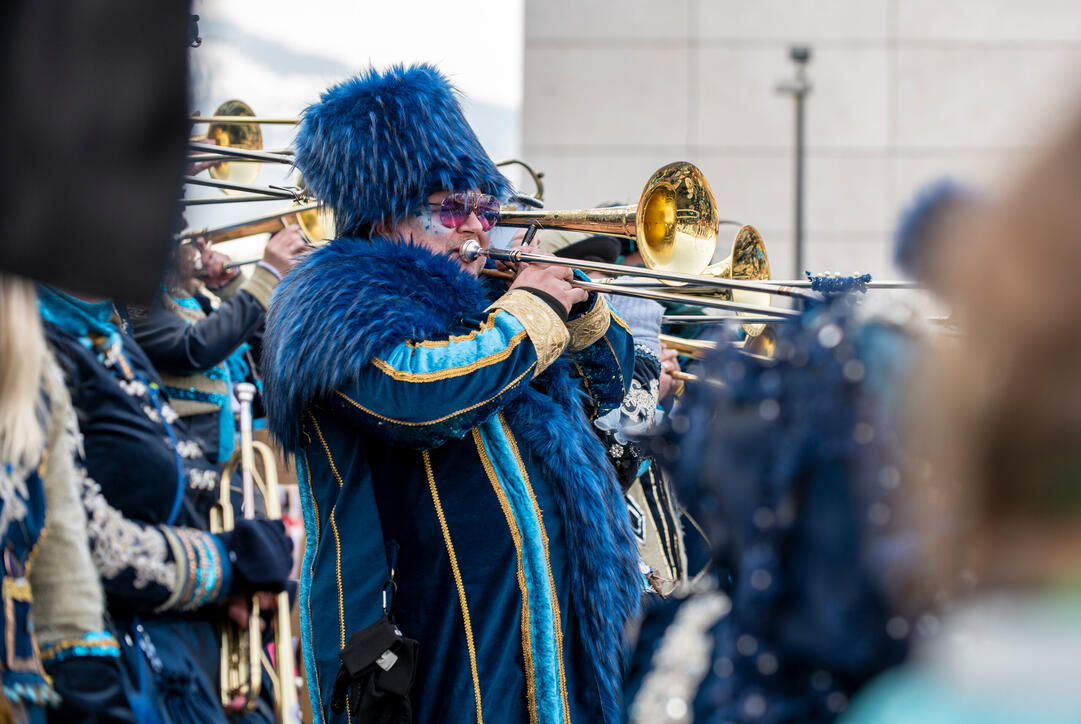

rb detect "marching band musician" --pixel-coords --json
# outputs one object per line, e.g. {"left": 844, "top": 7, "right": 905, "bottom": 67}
{"left": 36, "top": 283, "right": 295, "bottom": 724}
{"left": 535, "top": 229, "right": 689, "bottom": 595}
{"left": 654, "top": 293, "right": 914, "bottom": 724}
{"left": 261, "top": 64, "right": 641, "bottom": 724}
{"left": 128, "top": 225, "right": 307, "bottom": 463}
{"left": 844, "top": 105, "right": 1081, "bottom": 724}
{"left": 0, "top": 275, "right": 133, "bottom": 724}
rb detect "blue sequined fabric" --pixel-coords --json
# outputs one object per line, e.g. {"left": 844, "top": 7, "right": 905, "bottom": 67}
{"left": 656, "top": 295, "right": 914, "bottom": 723}
{"left": 805, "top": 271, "right": 873, "bottom": 294}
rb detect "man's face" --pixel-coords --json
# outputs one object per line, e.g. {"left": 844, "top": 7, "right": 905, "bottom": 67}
{"left": 390, "top": 190, "right": 492, "bottom": 276}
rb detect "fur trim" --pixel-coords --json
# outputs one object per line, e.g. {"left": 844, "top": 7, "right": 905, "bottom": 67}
{"left": 294, "top": 64, "right": 512, "bottom": 238}
{"left": 262, "top": 237, "right": 490, "bottom": 451}
{"left": 262, "top": 239, "right": 640, "bottom": 721}
{"left": 503, "top": 367, "right": 641, "bottom": 723}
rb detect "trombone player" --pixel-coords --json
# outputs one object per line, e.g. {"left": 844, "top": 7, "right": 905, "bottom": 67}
{"left": 262, "top": 63, "right": 642, "bottom": 724}
{"left": 127, "top": 222, "right": 307, "bottom": 463}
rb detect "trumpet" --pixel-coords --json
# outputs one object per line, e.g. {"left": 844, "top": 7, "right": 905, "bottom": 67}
{"left": 211, "top": 383, "right": 300, "bottom": 724}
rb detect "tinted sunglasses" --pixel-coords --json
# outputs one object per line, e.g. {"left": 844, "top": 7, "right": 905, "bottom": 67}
{"left": 430, "top": 191, "right": 501, "bottom": 231}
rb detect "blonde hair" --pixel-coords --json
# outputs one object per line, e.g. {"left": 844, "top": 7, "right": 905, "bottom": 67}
{"left": 0, "top": 274, "right": 46, "bottom": 470}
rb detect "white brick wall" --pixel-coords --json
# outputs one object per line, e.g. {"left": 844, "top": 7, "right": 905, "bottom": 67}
{"left": 523, "top": 0, "right": 1081, "bottom": 278}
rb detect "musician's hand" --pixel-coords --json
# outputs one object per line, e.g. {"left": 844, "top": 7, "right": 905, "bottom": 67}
{"left": 658, "top": 345, "right": 682, "bottom": 401}
{"left": 262, "top": 224, "right": 308, "bottom": 276}
{"left": 195, "top": 238, "right": 239, "bottom": 288}
{"left": 186, "top": 122, "right": 219, "bottom": 176}
{"left": 508, "top": 246, "right": 588, "bottom": 317}
{"left": 492, "top": 230, "right": 530, "bottom": 273}
{"left": 216, "top": 518, "right": 294, "bottom": 597}
{"left": 224, "top": 592, "right": 277, "bottom": 630}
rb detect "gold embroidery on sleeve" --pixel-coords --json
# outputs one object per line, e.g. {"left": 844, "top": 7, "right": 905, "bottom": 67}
{"left": 487, "top": 290, "right": 568, "bottom": 373}
{"left": 566, "top": 295, "right": 611, "bottom": 351}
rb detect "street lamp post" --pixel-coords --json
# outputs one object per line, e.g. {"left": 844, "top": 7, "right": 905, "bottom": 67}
{"left": 776, "top": 46, "right": 813, "bottom": 276}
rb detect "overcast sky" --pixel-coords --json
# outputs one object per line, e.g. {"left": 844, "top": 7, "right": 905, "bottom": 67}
{"left": 187, "top": 0, "right": 524, "bottom": 235}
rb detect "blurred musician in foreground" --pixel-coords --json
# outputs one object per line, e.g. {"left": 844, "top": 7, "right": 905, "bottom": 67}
{"left": 844, "top": 110, "right": 1081, "bottom": 724}
{"left": 36, "top": 282, "right": 295, "bottom": 724}
{"left": 0, "top": 275, "right": 135, "bottom": 723}
{"left": 262, "top": 64, "right": 640, "bottom": 724}
{"left": 653, "top": 293, "right": 916, "bottom": 723}
{"left": 128, "top": 225, "right": 306, "bottom": 463}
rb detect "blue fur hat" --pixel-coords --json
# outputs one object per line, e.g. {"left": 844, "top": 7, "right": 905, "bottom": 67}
{"left": 294, "top": 63, "right": 512, "bottom": 238}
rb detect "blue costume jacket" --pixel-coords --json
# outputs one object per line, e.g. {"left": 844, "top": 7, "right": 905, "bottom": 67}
{"left": 263, "top": 238, "right": 642, "bottom": 724}
{"left": 37, "top": 287, "right": 277, "bottom": 724}
{"left": 0, "top": 452, "right": 54, "bottom": 720}
{"left": 128, "top": 266, "right": 278, "bottom": 463}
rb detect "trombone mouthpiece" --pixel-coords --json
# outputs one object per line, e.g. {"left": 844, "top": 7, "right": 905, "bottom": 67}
{"left": 460, "top": 239, "right": 483, "bottom": 262}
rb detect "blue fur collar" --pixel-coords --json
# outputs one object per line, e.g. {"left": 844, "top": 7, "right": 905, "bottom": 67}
{"left": 262, "top": 236, "right": 492, "bottom": 450}
{"left": 263, "top": 238, "right": 640, "bottom": 722}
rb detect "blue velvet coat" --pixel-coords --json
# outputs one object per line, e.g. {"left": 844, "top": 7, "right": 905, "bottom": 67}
{"left": 37, "top": 287, "right": 275, "bottom": 724}
{"left": 263, "top": 238, "right": 641, "bottom": 724}
{"left": 0, "top": 456, "right": 53, "bottom": 715}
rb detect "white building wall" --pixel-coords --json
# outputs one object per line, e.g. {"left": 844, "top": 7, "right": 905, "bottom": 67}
{"left": 522, "top": 0, "right": 1081, "bottom": 278}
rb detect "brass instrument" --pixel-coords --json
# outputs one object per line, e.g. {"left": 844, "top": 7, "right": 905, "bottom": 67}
{"left": 659, "top": 333, "right": 715, "bottom": 359}
{"left": 496, "top": 158, "right": 545, "bottom": 201}
{"left": 660, "top": 328, "right": 777, "bottom": 360}
{"left": 179, "top": 203, "right": 335, "bottom": 247}
{"left": 487, "top": 163, "right": 811, "bottom": 301}
{"left": 463, "top": 162, "right": 803, "bottom": 318}
{"left": 699, "top": 225, "right": 772, "bottom": 336}
{"left": 499, "top": 162, "right": 719, "bottom": 280}
{"left": 190, "top": 101, "right": 264, "bottom": 189}
{"left": 212, "top": 383, "right": 300, "bottom": 724}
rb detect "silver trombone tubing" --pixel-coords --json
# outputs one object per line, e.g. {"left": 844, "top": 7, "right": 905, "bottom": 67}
{"left": 663, "top": 314, "right": 783, "bottom": 325}
{"left": 460, "top": 239, "right": 812, "bottom": 304}
{"left": 460, "top": 241, "right": 797, "bottom": 318}
{"left": 182, "top": 176, "right": 310, "bottom": 200}
{"left": 187, "top": 142, "right": 294, "bottom": 163}
{"left": 574, "top": 280, "right": 798, "bottom": 316}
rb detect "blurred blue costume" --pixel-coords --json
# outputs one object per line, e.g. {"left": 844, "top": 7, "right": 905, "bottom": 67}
{"left": 653, "top": 296, "right": 915, "bottom": 723}
{"left": 0, "top": 441, "right": 56, "bottom": 724}
{"left": 38, "top": 285, "right": 292, "bottom": 724}
{"left": 263, "top": 64, "right": 641, "bottom": 724}
{"left": 128, "top": 264, "right": 279, "bottom": 463}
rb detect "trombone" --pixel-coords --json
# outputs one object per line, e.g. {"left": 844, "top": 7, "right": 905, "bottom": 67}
{"left": 179, "top": 203, "right": 334, "bottom": 247}
{"left": 185, "top": 100, "right": 303, "bottom": 206}
{"left": 211, "top": 383, "right": 300, "bottom": 724}
{"left": 462, "top": 162, "right": 803, "bottom": 319}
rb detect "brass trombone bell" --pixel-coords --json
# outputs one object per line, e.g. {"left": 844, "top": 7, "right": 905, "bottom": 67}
{"left": 498, "top": 162, "right": 719, "bottom": 281}
{"left": 701, "top": 225, "right": 773, "bottom": 336}
{"left": 190, "top": 101, "right": 264, "bottom": 190}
